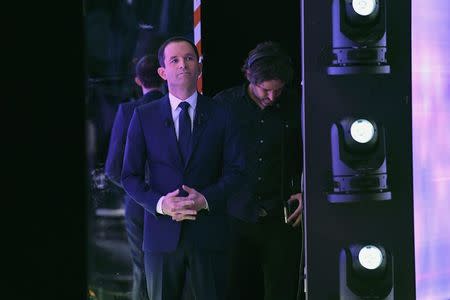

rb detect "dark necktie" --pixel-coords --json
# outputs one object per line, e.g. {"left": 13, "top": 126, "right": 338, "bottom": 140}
{"left": 178, "top": 101, "right": 192, "bottom": 164}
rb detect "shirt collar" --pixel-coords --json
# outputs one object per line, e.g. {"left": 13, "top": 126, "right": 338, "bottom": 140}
{"left": 168, "top": 91, "right": 198, "bottom": 112}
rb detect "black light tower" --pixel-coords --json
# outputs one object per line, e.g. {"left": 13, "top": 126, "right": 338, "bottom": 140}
{"left": 328, "top": 0, "right": 391, "bottom": 75}
{"left": 328, "top": 117, "right": 391, "bottom": 203}
{"left": 302, "top": 0, "right": 415, "bottom": 298}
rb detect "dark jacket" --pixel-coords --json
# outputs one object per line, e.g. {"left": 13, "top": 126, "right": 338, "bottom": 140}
{"left": 105, "top": 90, "right": 164, "bottom": 186}
{"left": 214, "top": 84, "right": 303, "bottom": 222}
{"left": 121, "top": 94, "right": 245, "bottom": 252}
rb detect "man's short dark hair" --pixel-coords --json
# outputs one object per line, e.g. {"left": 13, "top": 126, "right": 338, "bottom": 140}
{"left": 157, "top": 36, "right": 199, "bottom": 67}
{"left": 242, "top": 41, "right": 293, "bottom": 85}
{"left": 135, "top": 54, "right": 163, "bottom": 88}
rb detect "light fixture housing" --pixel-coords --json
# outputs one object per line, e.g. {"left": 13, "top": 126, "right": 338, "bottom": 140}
{"left": 328, "top": 117, "right": 391, "bottom": 203}
{"left": 340, "top": 243, "right": 394, "bottom": 299}
{"left": 327, "top": 0, "right": 390, "bottom": 75}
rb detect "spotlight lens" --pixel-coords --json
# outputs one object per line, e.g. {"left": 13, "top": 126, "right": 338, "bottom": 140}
{"left": 352, "top": 0, "right": 377, "bottom": 16}
{"left": 358, "top": 245, "right": 383, "bottom": 270}
{"left": 350, "top": 119, "right": 375, "bottom": 143}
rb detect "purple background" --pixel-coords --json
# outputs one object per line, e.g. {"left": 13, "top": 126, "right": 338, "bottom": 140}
{"left": 412, "top": 0, "right": 450, "bottom": 299}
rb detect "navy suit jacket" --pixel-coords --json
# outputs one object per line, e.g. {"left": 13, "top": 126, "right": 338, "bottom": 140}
{"left": 105, "top": 90, "right": 164, "bottom": 186}
{"left": 122, "top": 94, "right": 245, "bottom": 253}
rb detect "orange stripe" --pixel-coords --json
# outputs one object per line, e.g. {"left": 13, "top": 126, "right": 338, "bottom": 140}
{"left": 195, "top": 41, "right": 202, "bottom": 56}
{"left": 194, "top": 6, "right": 201, "bottom": 27}
{"left": 194, "top": 2, "right": 202, "bottom": 93}
{"left": 197, "top": 75, "right": 203, "bottom": 94}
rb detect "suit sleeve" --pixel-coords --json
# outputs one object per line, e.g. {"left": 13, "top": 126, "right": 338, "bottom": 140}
{"left": 200, "top": 105, "right": 246, "bottom": 213}
{"left": 105, "top": 105, "right": 126, "bottom": 187}
{"left": 121, "top": 108, "right": 162, "bottom": 215}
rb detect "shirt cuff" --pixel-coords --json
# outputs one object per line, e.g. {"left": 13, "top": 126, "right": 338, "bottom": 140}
{"left": 156, "top": 196, "right": 165, "bottom": 214}
{"left": 202, "top": 194, "right": 209, "bottom": 211}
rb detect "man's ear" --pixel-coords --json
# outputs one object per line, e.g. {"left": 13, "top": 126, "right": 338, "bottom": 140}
{"left": 157, "top": 67, "right": 167, "bottom": 80}
{"left": 134, "top": 77, "right": 142, "bottom": 87}
{"left": 245, "top": 69, "right": 252, "bottom": 81}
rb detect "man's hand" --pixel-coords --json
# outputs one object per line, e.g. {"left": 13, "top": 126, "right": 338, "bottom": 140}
{"left": 286, "top": 193, "right": 303, "bottom": 227}
{"left": 181, "top": 185, "right": 208, "bottom": 212}
{"left": 161, "top": 189, "right": 197, "bottom": 221}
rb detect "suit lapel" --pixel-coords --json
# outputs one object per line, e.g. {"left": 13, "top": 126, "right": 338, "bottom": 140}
{"left": 185, "top": 95, "right": 209, "bottom": 168}
{"left": 160, "top": 97, "right": 184, "bottom": 170}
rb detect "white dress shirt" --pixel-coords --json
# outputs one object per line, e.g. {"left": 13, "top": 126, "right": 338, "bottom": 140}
{"left": 156, "top": 91, "right": 209, "bottom": 214}
{"left": 168, "top": 91, "right": 197, "bottom": 139}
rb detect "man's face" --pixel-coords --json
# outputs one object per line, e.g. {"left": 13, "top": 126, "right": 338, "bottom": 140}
{"left": 157, "top": 41, "right": 201, "bottom": 91}
{"left": 249, "top": 79, "right": 285, "bottom": 109}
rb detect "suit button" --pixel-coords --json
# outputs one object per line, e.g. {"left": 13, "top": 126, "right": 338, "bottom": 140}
{"left": 259, "top": 139, "right": 264, "bottom": 144}
{"left": 258, "top": 177, "right": 262, "bottom": 181}
{"left": 258, "top": 157, "right": 263, "bottom": 162}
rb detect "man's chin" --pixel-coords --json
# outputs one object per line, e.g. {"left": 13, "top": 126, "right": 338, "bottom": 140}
{"left": 260, "top": 99, "right": 274, "bottom": 108}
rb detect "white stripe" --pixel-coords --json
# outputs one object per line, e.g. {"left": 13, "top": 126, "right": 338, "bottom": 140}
{"left": 96, "top": 208, "right": 125, "bottom": 217}
{"left": 194, "top": 22, "right": 201, "bottom": 45}
{"left": 194, "top": 0, "right": 201, "bottom": 11}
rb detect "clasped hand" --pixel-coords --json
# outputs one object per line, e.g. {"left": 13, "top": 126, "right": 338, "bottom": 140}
{"left": 161, "top": 185, "right": 207, "bottom": 222}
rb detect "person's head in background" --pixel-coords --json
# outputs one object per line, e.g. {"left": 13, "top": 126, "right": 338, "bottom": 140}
{"left": 157, "top": 36, "right": 201, "bottom": 100}
{"left": 134, "top": 54, "right": 164, "bottom": 97}
{"left": 242, "top": 41, "right": 293, "bottom": 110}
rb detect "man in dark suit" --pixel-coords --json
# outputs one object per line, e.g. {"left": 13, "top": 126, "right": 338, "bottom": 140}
{"left": 121, "top": 36, "right": 245, "bottom": 300}
{"left": 105, "top": 54, "right": 164, "bottom": 300}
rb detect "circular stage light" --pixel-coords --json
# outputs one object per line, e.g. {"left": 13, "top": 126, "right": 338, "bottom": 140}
{"left": 350, "top": 119, "right": 375, "bottom": 144}
{"left": 358, "top": 245, "right": 383, "bottom": 270}
{"left": 352, "top": 0, "right": 377, "bottom": 16}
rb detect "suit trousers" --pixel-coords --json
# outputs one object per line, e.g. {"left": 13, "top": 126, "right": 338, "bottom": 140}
{"left": 144, "top": 224, "right": 228, "bottom": 300}
{"left": 226, "top": 216, "right": 304, "bottom": 300}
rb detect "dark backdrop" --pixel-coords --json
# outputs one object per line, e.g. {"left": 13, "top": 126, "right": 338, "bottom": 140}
{"left": 201, "top": 1, "right": 301, "bottom": 96}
